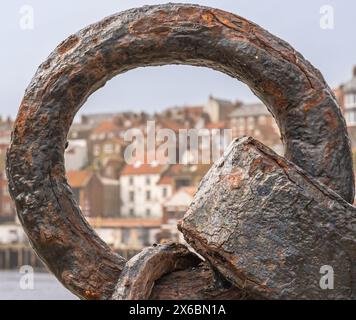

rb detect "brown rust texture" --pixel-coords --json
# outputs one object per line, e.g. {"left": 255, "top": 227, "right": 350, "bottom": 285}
{"left": 6, "top": 3, "right": 354, "bottom": 299}
{"left": 150, "top": 262, "right": 255, "bottom": 300}
{"left": 179, "top": 137, "right": 356, "bottom": 299}
{"left": 111, "top": 242, "right": 202, "bottom": 300}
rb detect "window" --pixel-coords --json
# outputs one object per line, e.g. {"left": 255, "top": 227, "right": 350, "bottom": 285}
{"left": 238, "top": 118, "right": 245, "bottom": 129}
{"left": 176, "top": 179, "right": 190, "bottom": 189}
{"left": 247, "top": 117, "right": 254, "bottom": 130}
{"left": 138, "top": 228, "right": 150, "bottom": 246}
{"left": 146, "top": 191, "right": 151, "bottom": 201}
{"left": 129, "top": 208, "right": 134, "bottom": 217}
{"left": 103, "top": 144, "right": 113, "bottom": 154}
{"left": 93, "top": 145, "right": 100, "bottom": 156}
{"left": 146, "top": 209, "right": 151, "bottom": 217}
{"left": 129, "top": 191, "right": 135, "bottom": 202}
{"left": 146, "top": 177, "right": 151, "bottom": 185}
{"left": 346, "top": 93, "right": 356, "bottom": 109}
{"left": 122, "top": 229, "right": 130, "bottom": 244}
{"left": 129, "top": 177, "right": 134, "bottom": 186}
{"left": 237, "top": 118, "right": 245, "bottom": 135}
{"left": 162, "top": 187, "right": 167, "bottom": 198}
{"left": 346, "top": 110, "right": 356, "bottom": 125}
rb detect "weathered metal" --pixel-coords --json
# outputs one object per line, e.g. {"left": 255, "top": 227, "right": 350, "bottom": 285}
{"left": 111, "top": 242, "right": 202, "bottom": 300}
{"left": 149, "top": 261, "right": 254, "bottom": 300}
{"left": 6, "top": 3, "right": 354, "bottom": 300}
{"left": 179, "top": 137, "right": 356, "bottom": 299}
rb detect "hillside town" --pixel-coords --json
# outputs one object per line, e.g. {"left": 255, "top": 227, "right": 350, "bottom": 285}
{"left": 1, "top": 66, "right": 356, "bottom": 269}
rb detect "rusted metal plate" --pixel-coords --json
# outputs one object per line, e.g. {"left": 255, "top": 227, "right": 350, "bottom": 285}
{"left": 179, "top": 137, "right": 356, "bottom": 300}
{"left": 6, "top": 3, "right": 354, "bottom": 299}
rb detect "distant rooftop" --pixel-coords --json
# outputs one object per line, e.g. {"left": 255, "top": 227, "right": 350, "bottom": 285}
{"left": 66, "top": 170, "right": 93, "bottom": 188}
{"left": 70, "top": 123, "right": 93, "bottom": 130}
{"left": 121, "top": 162, "right": 167, "bottom": 176}
{"left": 92, "top": 121, "right": 121, "bottom": 135}
{"left": 81, "top": 113, "right": 119, "bottom": 125}
{"left": 229, "top": 102, "right": 270, "bottom": 118}
{"left": 343, "top": 67, "right": 356, "bottom": 93}
{"left": 163, "top": 186, "right": 196, "bottom": 207}
{"left": 208, "top": 95, "right": 234, "bottom": 107}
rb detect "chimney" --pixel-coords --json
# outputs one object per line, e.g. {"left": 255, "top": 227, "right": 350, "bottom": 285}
{"left": 353, "top": 65, "right": 356, "bottom": 78}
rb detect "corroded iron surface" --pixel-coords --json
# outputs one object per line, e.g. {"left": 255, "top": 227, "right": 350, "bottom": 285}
{"left": 179, "top": 137, "right": 356, "bottom": 299}
{"left": 6, "top": 3, "right": 354, "bottom": 299}
{"left": 111, "top": 242, "right": 202, "bottom": 300}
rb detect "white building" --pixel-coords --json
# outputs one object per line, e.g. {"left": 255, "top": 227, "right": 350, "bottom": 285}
{"left": 65, "top": 139, "right": 88, "bottom": 171}
{"left": 160, "top": 187, "right": 196, "bottom": 244}
{"left": 343, "top": 66, "right": 356, "bottom": 126}
{"left": 120, "top": 161, "right": 172, "bottom": 218}
{"left": 0, "top": 224, "right": 27, "bottom": 244}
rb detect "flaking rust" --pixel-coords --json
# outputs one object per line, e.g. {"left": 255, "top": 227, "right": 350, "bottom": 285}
{"left": 6, "top": 3, "right": 355, "bottom": 300}
{"left": 179, "top": 137, "right": 356, "bottom": 299}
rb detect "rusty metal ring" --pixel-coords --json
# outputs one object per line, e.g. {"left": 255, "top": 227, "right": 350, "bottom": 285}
{"left": 6, "top": 3, "right": 354, "bottom": 299}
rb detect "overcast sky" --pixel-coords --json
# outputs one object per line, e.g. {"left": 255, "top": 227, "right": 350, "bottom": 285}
{"left": 0, "top": 0, "right": 355, "bottom": 119}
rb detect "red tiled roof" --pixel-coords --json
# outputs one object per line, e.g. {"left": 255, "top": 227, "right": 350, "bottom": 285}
{"left": 66, "top": 170, "right": 93, "bottom": 188}
{"left": 157, "top": 164, "right": 183, "bottom": 184}
{"left": 92, "top": 121, "right": 120, "bottom": 135}
{"left": 156, "top": 118, "right": 184, "bottom": 132}
{"left": 180, "top": 186, "right": 197, "bottom": 197}
{"left": 166, "top": 164, "right": 185, "bottom": 175}
{"left": 121, "top": 162, "right": 167, "bottom": 176}
{"left": 157, "top": 175, "right": 173, "bottom": 185}
{"left": 183, "top": 106, "right": 204, "bottom": 113}
{"left": 205, "top": 121, "right": 227, "bottom": 129}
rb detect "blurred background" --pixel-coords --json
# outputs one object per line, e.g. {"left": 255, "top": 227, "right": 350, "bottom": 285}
{"left": 0, "top": 0, "right": 355, "bottom": 299}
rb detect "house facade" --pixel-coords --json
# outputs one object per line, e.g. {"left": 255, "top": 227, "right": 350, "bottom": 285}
{"left": 158, "top": 186, "right": 196, "bottom": 244}
{"left": 340, "top": 66, "right": 356, "bottom": 126}
{"left": 66, "top": 170, "right": 104, "bottom": 218}
{"left": 158, "top": 164, "right": 210, "bottom": 192}
{"left": 120, "top": 162, "right": 170, "bottom": 218}
{"left": 229, "top": 102, "right": 282, "bottom": 152}
{"left": 100, "top": 177, "right": 121, "bottom": 218}
{"left": 204, "top": 95, "right": 239, "bottom": 123}
{"left": 88, "top": 121, "right": 124, "bottom": 168}
{"left": 66, "top": 170, "right": 121, "bottom": 218}
{"left": 0, "top": 172, "right": 16, "bottom": 223}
